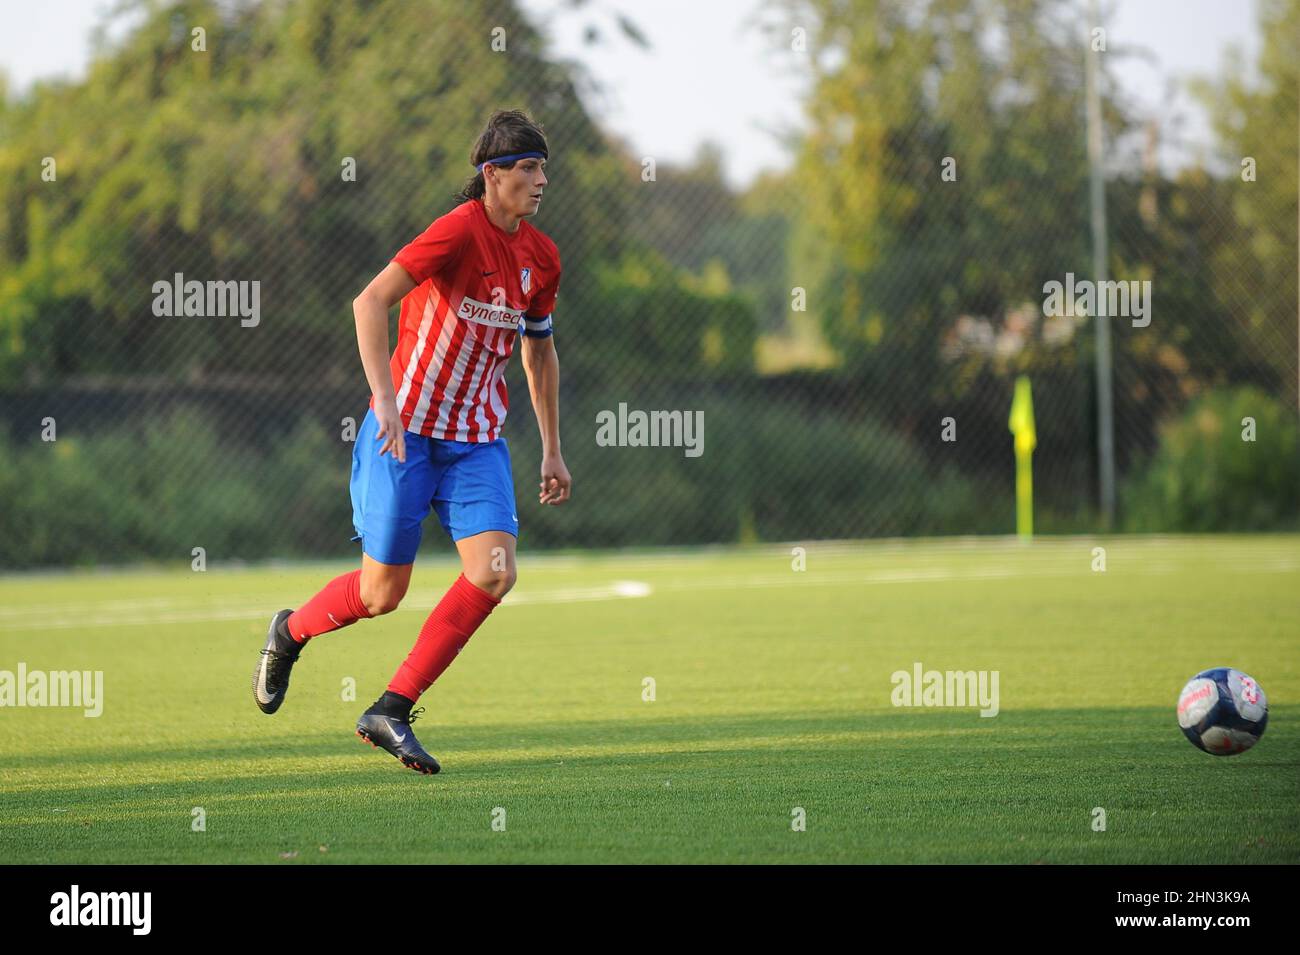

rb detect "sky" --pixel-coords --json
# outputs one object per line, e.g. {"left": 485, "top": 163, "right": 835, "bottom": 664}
{"left": 0, "top": 0, "right": 1263, "bottom": 189}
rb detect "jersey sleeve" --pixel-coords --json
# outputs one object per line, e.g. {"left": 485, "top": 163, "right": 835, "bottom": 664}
{"left": 523, "top": 256, "right": 561, "bottom": 338}
{"left": 392, "top": 214, "right": 470, "bottom": 285}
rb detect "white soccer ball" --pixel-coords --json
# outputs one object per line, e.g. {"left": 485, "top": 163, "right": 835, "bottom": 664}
{"left": 1177, "top": 668, "right": 1268, "bottom": 755}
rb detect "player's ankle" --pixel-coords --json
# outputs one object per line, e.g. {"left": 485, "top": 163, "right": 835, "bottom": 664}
{"left": 372, "top": 690, "right": 416, "bottom": 718}
{"left": 279, "top": 614, "right": 306, "bottom": 646}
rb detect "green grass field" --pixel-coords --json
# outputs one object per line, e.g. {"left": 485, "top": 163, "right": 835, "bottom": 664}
{"left": 1, "top": 535, "right": 1297, "bottom": 864}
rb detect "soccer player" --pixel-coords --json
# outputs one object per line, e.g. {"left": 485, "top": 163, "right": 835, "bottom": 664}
{"left": 251, "top": 110, "right": 570, "bottom": 775}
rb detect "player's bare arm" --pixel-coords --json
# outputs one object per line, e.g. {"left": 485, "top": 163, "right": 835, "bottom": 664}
{"left": 521, "top": 332, "right": 571, "bottom": 505}
{"left": 353, "top": 261, "right": 416, "bottom": 464}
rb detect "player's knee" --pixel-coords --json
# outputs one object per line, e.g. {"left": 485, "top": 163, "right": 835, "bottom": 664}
{"left": 497, "top": 565, "right": 518, "bottom": 598}
{"left": 361, "top": 587, "right": 403, "bottom": 616}
{"left": 367, "top": 597, "right": 402, "bottom": 616}
{"left": 467, "top": 565, "right": 516, "bottom": 600}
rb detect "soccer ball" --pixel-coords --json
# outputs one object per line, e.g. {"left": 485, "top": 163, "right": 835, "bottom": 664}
{"left": 1177, "top": 668, "right": 1268, "bottom": 755}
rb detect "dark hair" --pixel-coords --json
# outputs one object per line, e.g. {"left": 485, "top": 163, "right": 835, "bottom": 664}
{"left": 454, "top": 109, "right": 549, "bottom": 204}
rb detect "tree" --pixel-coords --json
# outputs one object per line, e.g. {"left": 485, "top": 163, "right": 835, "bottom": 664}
{"left": 776, "top": 0, "right": 1115, "bottom": 420}
{"left": 0, "top": 0, "right": 631, "bottom": 384}
{"left": 1195, "top": 0, "right": 1299, "bottom": 410}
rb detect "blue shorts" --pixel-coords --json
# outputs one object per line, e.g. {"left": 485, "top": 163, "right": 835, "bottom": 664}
{"left": 349, "top": 407, "right": 518, "bottom": 565}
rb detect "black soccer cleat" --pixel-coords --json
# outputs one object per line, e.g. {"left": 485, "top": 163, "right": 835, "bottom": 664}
{"left": 356, "top": 702, "right": 441, "bottom": 775}
{"left": 252, "top": 608, "right": 301, "bottom": 714}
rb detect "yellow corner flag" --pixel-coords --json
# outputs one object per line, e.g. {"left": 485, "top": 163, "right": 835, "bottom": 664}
{"left": 1008, "top": 376, "right": 1036, "bottom": 539}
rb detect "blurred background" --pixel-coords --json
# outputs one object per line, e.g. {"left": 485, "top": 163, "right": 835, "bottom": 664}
{"left": 0, "top": 0, "right": 1296, "bottom": 570}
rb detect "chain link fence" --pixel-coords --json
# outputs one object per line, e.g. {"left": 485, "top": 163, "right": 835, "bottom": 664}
{"left": 1, "top": 0, "right": 1296, "bottom": 570}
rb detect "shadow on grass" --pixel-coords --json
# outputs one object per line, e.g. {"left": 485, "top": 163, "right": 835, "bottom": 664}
{"left": 1, "top": 705, "right": 1295, "bottom": 865}
{"left": 1, "top": 706, "right": 1294, "bottom": 793}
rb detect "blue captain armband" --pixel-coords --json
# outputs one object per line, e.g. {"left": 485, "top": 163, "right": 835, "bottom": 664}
{"left": 522, "top": 313, "right": 553, "bottom": 338}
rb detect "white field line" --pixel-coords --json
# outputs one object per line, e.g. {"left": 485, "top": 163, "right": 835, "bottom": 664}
{"left": 529, "top": 545, "right": 1300, "bottom": 574}
{"left": 0, "top": 580, "right": 656, "bottom": 632}
{"left": 644, "top": 557, "right": 1300, "bottom": 594}
{"left": 0, "top": 546, "right": 1290, "bottom": 625}
{"left": 1, "top": 551, "right": 1295, "bottom": 633}
{"left": 7, "top": 535, "right": 1294, "bottom": 582}
{"left": 536, "top": 536, "right": 1300, "bottom": 566}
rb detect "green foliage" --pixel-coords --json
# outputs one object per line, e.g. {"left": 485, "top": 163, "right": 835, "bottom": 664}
{"left": 784, "top": 0, "right": 1095, "bottom": 414}
{"left": 0, "top": 410, "right": 350, "bottom": 568}
{"left": 1122, "top": 387, "right": 1300, "bottom": 532}
{"left": 496, "top": 388, "right": 1003, "bottom": 550}
{"left": 1194, "top": 0, "right": 1299, "bottom": 408}
{"left": 624, "top": 145, "right": 793, "bottom": 337}
{"left": 0, "top": 0, "right": 1293, "bottom": 559}
{"left": 0, "top": 0, "right": 630, "bottom": 382}
{"left": 574, "top": 251, "right": 757, "bottom": 386}
{"left": 0, "top": 391, "right": 1000, "bottom": 567}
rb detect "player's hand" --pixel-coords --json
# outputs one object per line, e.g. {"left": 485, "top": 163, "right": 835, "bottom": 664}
{"left": 538, "top": 452, "right": 571, "bottom": 505}
{"left": 373, "top": 398, "right": 407, "bottom": 464}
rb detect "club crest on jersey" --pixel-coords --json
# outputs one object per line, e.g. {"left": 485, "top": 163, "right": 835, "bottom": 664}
{"left": 520, "top": 268, "right": 532, "bottom": 294}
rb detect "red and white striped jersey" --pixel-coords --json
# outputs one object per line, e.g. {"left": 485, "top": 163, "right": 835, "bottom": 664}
{"left": 373, "top": 198, "right": 561, "bottom": 442}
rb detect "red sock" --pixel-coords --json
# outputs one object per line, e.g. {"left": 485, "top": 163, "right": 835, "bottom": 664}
{"left": 387, "top": 574, "right": 500, "bottom": 701}
{"left": 286, "top": 569, "right": 373, "bottom": 643}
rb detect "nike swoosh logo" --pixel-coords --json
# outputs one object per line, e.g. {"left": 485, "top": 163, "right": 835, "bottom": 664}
{"left": 482, "top": 270, "right": 497, "bottom": 276}
{"left": 256, "top": 653, "right": 273, "bottom": 704}
{"left": 327, "top": 613, "right": 340, "bottom": 626}
{"left": 388, "top": 718, "right": 406, "bottom": 742}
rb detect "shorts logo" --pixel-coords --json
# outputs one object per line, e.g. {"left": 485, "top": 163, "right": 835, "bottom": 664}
{"left": 520, "top": 267, "right": 532, "bottom": 294}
